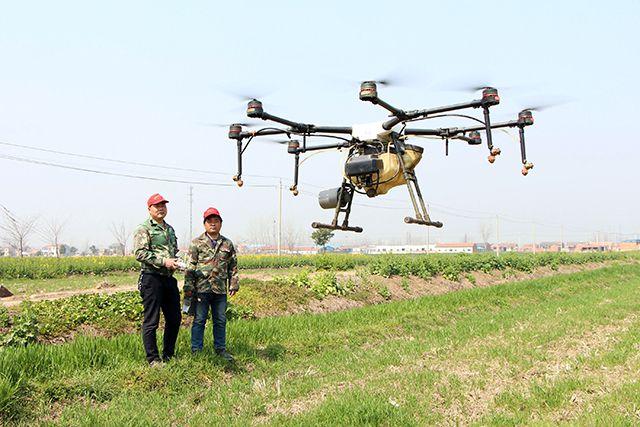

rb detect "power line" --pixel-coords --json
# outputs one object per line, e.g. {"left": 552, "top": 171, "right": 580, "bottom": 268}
{"left": 0, "top": 153, "right": 277, "bottom": 188}
{"left": 0, "top": 139, "right": 324, "bottom": 186}
{"left": 1, "top": 142, "right": 636, "bottom": 239}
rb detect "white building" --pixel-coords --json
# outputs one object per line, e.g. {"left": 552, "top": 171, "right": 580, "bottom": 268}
{"left": 434, "top": 243, "right": 477, "bottom": 254}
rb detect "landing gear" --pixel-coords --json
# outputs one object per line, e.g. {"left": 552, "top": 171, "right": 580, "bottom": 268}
{"left": 312, "top": 179, "right": 363, "bottom": 232}
{"left": 392, "top": 134, "right": 443, "bottom": 228}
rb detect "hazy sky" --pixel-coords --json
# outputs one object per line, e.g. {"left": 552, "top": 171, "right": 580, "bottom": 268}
{"left": 1, "top": 0, "right": 639, "bottom": 250}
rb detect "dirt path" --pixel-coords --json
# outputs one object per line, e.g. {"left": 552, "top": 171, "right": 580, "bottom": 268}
{"left": 1, "top": 260, "right": 628, "bottom": 310}
{"left": 0, "top": 284, "right": 139, "bottom": 308}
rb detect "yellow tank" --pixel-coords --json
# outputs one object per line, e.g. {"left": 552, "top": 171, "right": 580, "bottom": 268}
{"left": 346, "top": 144, "right": 423, "bottom": 196}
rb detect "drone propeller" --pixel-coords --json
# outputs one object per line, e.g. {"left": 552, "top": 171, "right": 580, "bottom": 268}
{"left": 221, "top": 84, "right": 275, "bottom": 102}
{"left": 519, "top": 101, "right": 567, "bottom": 112}
{"left": 261, "top": 138, "right": 290, "bottom": 145}
{"left": 201, "top": 122, "right": 260, "bottom": 128}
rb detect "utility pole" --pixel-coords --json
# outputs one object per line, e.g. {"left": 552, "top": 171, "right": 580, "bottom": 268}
{"left": 189, "top": 186, "right": 193, "bottom": 241}
{"left": 277, "top": 180, "right": 282, "bottom": 256}
{"left": 495, "top": 215, "right": 500, "bottom": 256}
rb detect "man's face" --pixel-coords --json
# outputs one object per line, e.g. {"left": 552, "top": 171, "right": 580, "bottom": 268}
{"left": 204, "top": 216, "right": 222, "bottom": 235}
{"left": 148, "top": 202, "right": 168, "bottom": 222}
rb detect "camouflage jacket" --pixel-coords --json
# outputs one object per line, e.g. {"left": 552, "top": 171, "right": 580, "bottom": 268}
{"left": 133, "top": 218, "right": 178, "bottom": 276}
{"left": 184, "top": 233, "right": 238, "bottom": 294}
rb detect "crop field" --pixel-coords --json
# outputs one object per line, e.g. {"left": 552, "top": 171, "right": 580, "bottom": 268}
{"left": 0, "top": 252, "right": 639, "bottom": 425}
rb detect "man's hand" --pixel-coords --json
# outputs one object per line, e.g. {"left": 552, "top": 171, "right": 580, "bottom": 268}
{"left": 184, "top": 290, "right": 192, "bottom": 298}
{"left": 164, "top": 258, "right": 179, "bottom": 270}
{"left": 229, "top": 289, "right": 237, "bottom": 297}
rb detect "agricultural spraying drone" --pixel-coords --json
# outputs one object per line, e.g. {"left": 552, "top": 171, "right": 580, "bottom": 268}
{"left": 226, "top": 81, "right": 536, "bottom": 233}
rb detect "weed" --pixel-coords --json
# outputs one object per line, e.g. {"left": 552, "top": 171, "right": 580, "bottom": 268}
{"left": 401, "top": 277, "right": 410, "bottom": 292}
{"left": 377, "top": 284, "right": 392, "bottom": 300}
{"left": 465, "top": 273, "right": 477, "bottom": 285}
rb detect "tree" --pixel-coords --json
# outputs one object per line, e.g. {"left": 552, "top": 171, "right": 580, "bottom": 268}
{"left": 479, "top": 222, "right": 493, "bottom": 251}
{"left": 109, "top": 222, "right": 130, "bottom": 256}
{"left": 38, "top": 217, "right": 67, "bottom": 258}
{"left": 0, "top": 207, "right": 37, "bottom": 257}
{"left": 283, "top": 222, "right": 302, "bottom": 252}
{"left": 311, "top": 229, "right": 334, "bottom": 252}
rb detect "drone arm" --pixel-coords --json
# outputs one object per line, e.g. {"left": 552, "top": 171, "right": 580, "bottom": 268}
{"left": 259, "top": 111, "right": 308, "bottom": 131}
{"left": 403, "top": 128, "right": 443, "bottom": 136}
{"left": 237, "top": 128, "right": 289, "bottom": 140}
{"left": 310, "top": 126, "right": 353, "bottom": 134}
{"left": 383, "top": 100, "right": 486, "bottom": 130}
{"left": 295, "top": 141, "right": 350, "bottom": 153}
{"left": 449, "top": 119, "right": 520, "bottom": 134}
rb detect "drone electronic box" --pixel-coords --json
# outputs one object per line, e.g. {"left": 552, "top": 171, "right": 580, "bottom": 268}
{"left": 226, "top": 81, "right": 536, "bottom": 233}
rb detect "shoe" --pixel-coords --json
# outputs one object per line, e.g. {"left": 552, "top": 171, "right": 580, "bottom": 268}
{"left": 215, "top": 348, "right": 235, "bottom": 362}
{"left": 149, "top": 359, "right": 164, "bottom": 367}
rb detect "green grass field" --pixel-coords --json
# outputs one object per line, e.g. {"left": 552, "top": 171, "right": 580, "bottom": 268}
{"left": 2, "top": 264, "right": 639, "bottom": 425}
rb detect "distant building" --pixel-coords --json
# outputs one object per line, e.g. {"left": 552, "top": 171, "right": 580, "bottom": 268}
{"left": 434, "top": 243, "right": 477, "bottom": 254}
{"left": 493, "top": 242, "right": 518, "bottom": 253}
{"left": 619, "top": 242, "right": 640, "bottom": 252}
{"left": 574, "top": 242, "right": 614, "bottom": 252}
{"left": 41, "top": 244, "right": 60, "bottom": 257}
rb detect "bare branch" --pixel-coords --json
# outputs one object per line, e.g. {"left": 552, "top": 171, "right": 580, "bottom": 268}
{"left": 37, "top": 217, "right": 68, "bottom": 258}
{"left": 0, "top": 207, "right": 38, "bottom": 257}
{"left": 109, "top": 221, "right": 130, "bottom": 256}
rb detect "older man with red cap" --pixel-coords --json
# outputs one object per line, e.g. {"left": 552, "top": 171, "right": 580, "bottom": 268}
{"left": 184, "top": 207, "right": 239, "bottom": 361}
{"left": 133, "top": 193, "right": 182, "bottom": 365}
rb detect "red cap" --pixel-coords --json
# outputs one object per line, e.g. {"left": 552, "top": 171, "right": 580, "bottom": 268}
{"left": 147, "top": 193, "right": 169, "bottom": 207}
{"left": 203, "top": 207, "right": 222, "bottom": 221}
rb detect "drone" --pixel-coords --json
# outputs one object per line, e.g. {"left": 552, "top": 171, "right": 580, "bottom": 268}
{"left": 226, "top": 81, "right": 536, "bottom": 233}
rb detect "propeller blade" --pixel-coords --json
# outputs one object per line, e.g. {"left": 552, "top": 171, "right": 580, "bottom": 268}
{"left": 220, "top": 84, "right": 275, "bottom": 102}
{"left": 199, "top": 122, "right": 260, "bottom": 128}
{"left": 260, "top": 138, "right": 289, "bottom": 145}
{"left": 521, "top": 101, "right": 567, "bottom": 112}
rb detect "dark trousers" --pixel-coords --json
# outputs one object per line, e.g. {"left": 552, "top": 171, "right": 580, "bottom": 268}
{"left": 139, "top": 273, "right": 182, "bottom": 363}
{"left": 191, "top": 292, "right": 227, "bottom": 351}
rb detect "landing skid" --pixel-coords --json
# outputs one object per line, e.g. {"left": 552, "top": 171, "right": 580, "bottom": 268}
{"left": 311, "top": 222, "right": 363, "bottom": 233}
{"left": 404, "top": 217, "right": 443, "bottom": 228}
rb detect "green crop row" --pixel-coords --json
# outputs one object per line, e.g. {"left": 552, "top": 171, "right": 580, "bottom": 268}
{"left": 366, "top": 251, "right": 637, "bottom": 281}
{"left": 1, "top": 251, "right": 637, "bottom": 280}
{"left": 0, "top": 293, "right": 254, "bottom": 348}
{"left": 0, "top": 256, "right": 138, "bottom": 280}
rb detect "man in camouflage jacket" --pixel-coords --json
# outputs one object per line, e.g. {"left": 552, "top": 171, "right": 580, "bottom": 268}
{"left": 185, "top": 207, "right": 238, "bottom": 360}
{"left": 133, "top": 193, "right": 181, "bottom": 365}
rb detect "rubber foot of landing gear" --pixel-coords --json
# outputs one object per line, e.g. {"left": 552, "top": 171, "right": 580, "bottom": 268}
{"left": 311, "top": 222, "right": 363, "bottom": 233}
{"left": 404, "top": 217, "right": 443, "bottom": 228}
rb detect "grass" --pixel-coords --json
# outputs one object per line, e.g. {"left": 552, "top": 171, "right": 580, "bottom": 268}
{"left": 1, "top": 264, "right": 639, "bottom": 424}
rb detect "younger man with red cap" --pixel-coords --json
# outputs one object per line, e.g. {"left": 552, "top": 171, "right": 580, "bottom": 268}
{"left": 184, "top": 207, "right": 239, "bottom": 361}
{"left": 133, "top": 193, "right": 181, "bottom": 365}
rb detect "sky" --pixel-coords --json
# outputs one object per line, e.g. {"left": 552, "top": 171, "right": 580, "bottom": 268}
{"left": 1, "top": 0, "right": 639, "bottom": 250}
